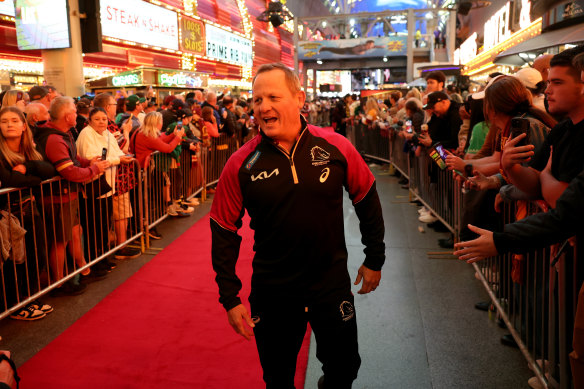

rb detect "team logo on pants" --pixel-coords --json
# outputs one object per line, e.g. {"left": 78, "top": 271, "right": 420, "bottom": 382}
{"left": 340, "top": 301, "right": 355, "bottom": 321}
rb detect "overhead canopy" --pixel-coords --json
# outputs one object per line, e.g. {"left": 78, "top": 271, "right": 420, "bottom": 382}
{"left": 495, "top": 23, "right": 584, "bottom": 66}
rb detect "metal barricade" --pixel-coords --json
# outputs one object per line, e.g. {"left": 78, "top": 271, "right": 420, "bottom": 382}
{"left": 0, "top": 159, "right": 144, "bottom": 321}
{"left": 352, "top": 121, "right": 391, "bottom": 163}
{"left": 408, "top": 149, "right": 461, "bottom": 235}
{"left": 205, "top": 134, "right": 239, "bottom": 189}
{"left": 473, "top": 201, "right": 577, "bottom": 389}
{"left": 388, "top": 129, "right": 410, "bottom": 179}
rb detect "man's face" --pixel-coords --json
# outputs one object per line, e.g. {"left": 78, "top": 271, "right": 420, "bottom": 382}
{"left": 432, "top": 100, "right": 449, "bottom": 117}
{"left": 253, "top": 69, "right": 305, "bottom": 142}
{"left": 36, "top": 104, "right": 50, "bottom": 123}
{"left": 63, "top": 102, "right": 77, "bottom": 127}
{"left": 106, "top": 97, "right": 117, "bottom": 120}
{"left": 426, "top": 79, "right": 442, "bottom": 93}
{"left": 545, "top": 66, "right": 584, "bottom": 117}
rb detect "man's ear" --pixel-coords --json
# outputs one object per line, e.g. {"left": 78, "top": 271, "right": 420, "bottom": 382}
{"left": 297, "top": 90, "right": 306, "bottom": 109}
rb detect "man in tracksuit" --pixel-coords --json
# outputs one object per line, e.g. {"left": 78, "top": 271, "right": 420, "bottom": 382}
{"left": 210, "top": 63, "right": 386, "bottom": 389}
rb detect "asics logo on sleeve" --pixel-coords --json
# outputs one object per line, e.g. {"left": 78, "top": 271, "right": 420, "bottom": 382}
{"left": 251, "top": 168, "right": 279, "bottom": 181}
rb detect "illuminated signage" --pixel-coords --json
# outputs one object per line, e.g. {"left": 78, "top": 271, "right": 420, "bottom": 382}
{"left": 158, "top": 71, "right": 206, "bottom": 88}
{"left": 100, "top": 0, "right": 178, "bottom": 50}
{"left": 13, "top": 75, "right": 40, "bottom": 84}
{"left": 15, "top": 0, "right": 71, "bottom": 50}
{"left": 519, "top": 0, "right": 532, "bottom": 29}
{"left": 112, "top": 72, "right": 142, "bottom": 86}
{"left": 484, "top": 2, "right": 511, "bottom": 51}
{"left": 205, "top": 24, "right": 252, "bottom": 67}
{"left": 180, "top": 16, "right": 205, "bottom": 55}
{"left": 0, "top": 0, "right": 15, "bottom": 16}
{"left": 459, "top": 32, "right": 477, "bottom": 65}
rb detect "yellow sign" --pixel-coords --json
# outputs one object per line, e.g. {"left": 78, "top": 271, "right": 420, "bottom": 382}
{"left": 180, "top": 16, "right": 205, "bottom": 55}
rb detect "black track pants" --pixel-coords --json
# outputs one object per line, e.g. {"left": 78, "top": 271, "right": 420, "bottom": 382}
{"left": 251, "top": 293, "right": 361, "bottom": 389}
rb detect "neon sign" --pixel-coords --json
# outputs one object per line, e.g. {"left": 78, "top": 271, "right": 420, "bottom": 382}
{"left": 112, "top": 72, "right": 141, "bottom": 86}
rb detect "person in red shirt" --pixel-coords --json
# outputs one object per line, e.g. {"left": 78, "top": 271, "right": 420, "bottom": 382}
{"left": 35, "top": 97, "right": 110, "bottom": 295}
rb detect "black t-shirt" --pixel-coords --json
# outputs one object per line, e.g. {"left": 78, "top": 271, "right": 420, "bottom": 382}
{"left": 529, "top": 118, "right": 584, "bottom": 182}
{"left": 427, "top": 101, "right": 462, "bottom": 150}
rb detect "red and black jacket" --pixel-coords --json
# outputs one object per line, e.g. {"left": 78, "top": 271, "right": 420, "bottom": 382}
{"left": 210, "top": 117, "right": 385, "bottom": 310}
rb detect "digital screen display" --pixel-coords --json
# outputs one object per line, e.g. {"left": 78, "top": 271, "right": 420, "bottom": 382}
{"left": 100, "top": 0, "right": 179, "bottom": 51}
{"left": 15, "top": 0, "right": 71, "bottom": 50}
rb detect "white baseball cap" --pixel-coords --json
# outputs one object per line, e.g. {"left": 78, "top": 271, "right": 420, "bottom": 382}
{"left": 512, "top": 67, "right": 543, "bottom": 89}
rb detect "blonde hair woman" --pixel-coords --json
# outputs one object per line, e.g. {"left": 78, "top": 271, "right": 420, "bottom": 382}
{"left": 1, "top": 90, "right": 28, "bottom": 111}
{"left": 130, "top": 111, "right": 183, "bottom": 168}
{"left": 0, "top": 107, "right": 56, "bottom": 320}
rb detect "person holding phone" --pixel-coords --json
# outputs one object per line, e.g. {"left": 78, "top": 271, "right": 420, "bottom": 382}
{"left": 499, "top": 46, "right": 584, "bottom": 208}
{"left": 77, "top": 107, "right": 134, "bottom": 273}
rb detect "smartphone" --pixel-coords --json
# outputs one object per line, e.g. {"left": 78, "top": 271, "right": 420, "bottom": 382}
{"left": 421, "top": 123, "right": 428, "bottom": 133}
{"left": 101, "top": 147, "right": 107, "bottom": 161}
{"left": 509, "top": 117, "right": 530, "bottom": 147}
{"left": 125, "top": 154, "right": 134, "bottom": 158}
{"left": 406, "top": 120, "right": 413, "bottom": 133}
{"left": 428, "top": 144, "right": 447, "bottom": 170}
{"left": 176, "top": 123, "right": 183, "bottom": 130}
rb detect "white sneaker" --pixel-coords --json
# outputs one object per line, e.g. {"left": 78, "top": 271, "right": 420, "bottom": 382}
{"left": 418, "top": 207, "right": 429, "bottom": 215}
{"left": 167, "top": 203, "right": 181, "bottom": 216}
{"left": 419, "top": 213, "right": 438, "bottom": 223}
{"left": 178, "top": 203, "right": 194, "bottom": 214}
{"left": 527, "top": 374, "right": 550, "bottom": 389}
{"left": 182, "top": 198, "right": 199, "bottom": 207}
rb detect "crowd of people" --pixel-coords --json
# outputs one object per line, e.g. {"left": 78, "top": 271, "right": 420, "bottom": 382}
{"left": 0, "top": 83, "right": 253, "bottom": 323}
{"left": 339, "top": 46, "right": 583, "bottom": 388}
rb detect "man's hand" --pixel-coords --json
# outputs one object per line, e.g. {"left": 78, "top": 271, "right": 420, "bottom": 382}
{"left": 501, "top": 133, "right": 534, "bottom": 172}
{"left": 227, "top": 304, "right": 255, "bottom": 340}
{"left": 418, "top": 133, "right": 432, "bottom": 147}
{"left": 354, "top": 265, "right": 381, "bottom": 294}
{"left": 122, "top": 119, "right": 133, "bottom": 134}
{"left": 444, "top": 150, "right": 465, "bottom": 171}
{"left": 453, "top": 224, "right": 498, "bottom": 263}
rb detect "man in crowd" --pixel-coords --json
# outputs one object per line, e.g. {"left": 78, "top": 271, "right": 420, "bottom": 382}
{"left": 118, "top": 95, "right": 144, "bottom": 133}
{"left": 24, "top": 102, "right": 50, "bottom": 133}
{"left": 418, "top": 91, "right": 462, "bottom": 150}
{"left": 35, "top": 97, "right": 110, "bottom": 295}
{"left": 201, "top": 91, "right": 221, "bottom": 126}
{"left": 219, "top": 95, "right": 240, "bottom": 137}
{"left": 454, "top": 46, "right": 584, "bottom": 389}
{"left": 28, "top": 86, "right": 52, "bottom": 110}
{"left": 331, "top": 93, "right": 352, "bottom": 137}
{"left": 425, "top": 70, "right": 446, "bottom": 94}
{"left": 210, "top": 63, "right": 385, "bottom": 389}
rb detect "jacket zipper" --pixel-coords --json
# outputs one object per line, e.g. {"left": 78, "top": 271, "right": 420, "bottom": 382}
{"left": 274, "top": 128, "right": 306, "bottom": 185}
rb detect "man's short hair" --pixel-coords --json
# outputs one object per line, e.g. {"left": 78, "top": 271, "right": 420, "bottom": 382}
{"left": 550, "top": 45, "right": 584, "bottom": 81}
{"left": 24, "top": 102, "right": 46, "bottom": 124}
{"left": 252, "top": 63, "right": 301, "bottom": 95}
{"left": 223, "top": 95, "right": 234, "bottom": 107}
{"left": 49, "top": 96, "right": 74, "bottom": 121}
{"left": 425, "top": 70, "right": 446, "bottom": 85}
{"left": 93, "top": 92, "right": 113, "bottom": 109}
{"left": 426, "top": 70, "right": 446, "bottom": 85}
{"left": 390, "top": 91, "right": 402, "bottom": 102}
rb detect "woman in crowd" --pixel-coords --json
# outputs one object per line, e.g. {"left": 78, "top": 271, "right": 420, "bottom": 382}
{"left": 201, "top": 106, "right": 219, "bottom": 138}
{"left": 0, "top": 107, "right": 55, "bottom": 320}
{"left": 76, "top": 107, "right": 133, "bottom": 270}
{"left": 446, "top": 75, "right": 556, "bottom": 181}
{"left": 1, "top": 90, "right": 28, "bottom": 111}
{"left": 130, "top": 112, "right": 183, "bottom": 239}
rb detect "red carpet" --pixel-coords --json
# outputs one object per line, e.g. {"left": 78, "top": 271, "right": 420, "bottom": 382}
{"left": 19, "top": 214, "right": 311, "bottom": 388}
